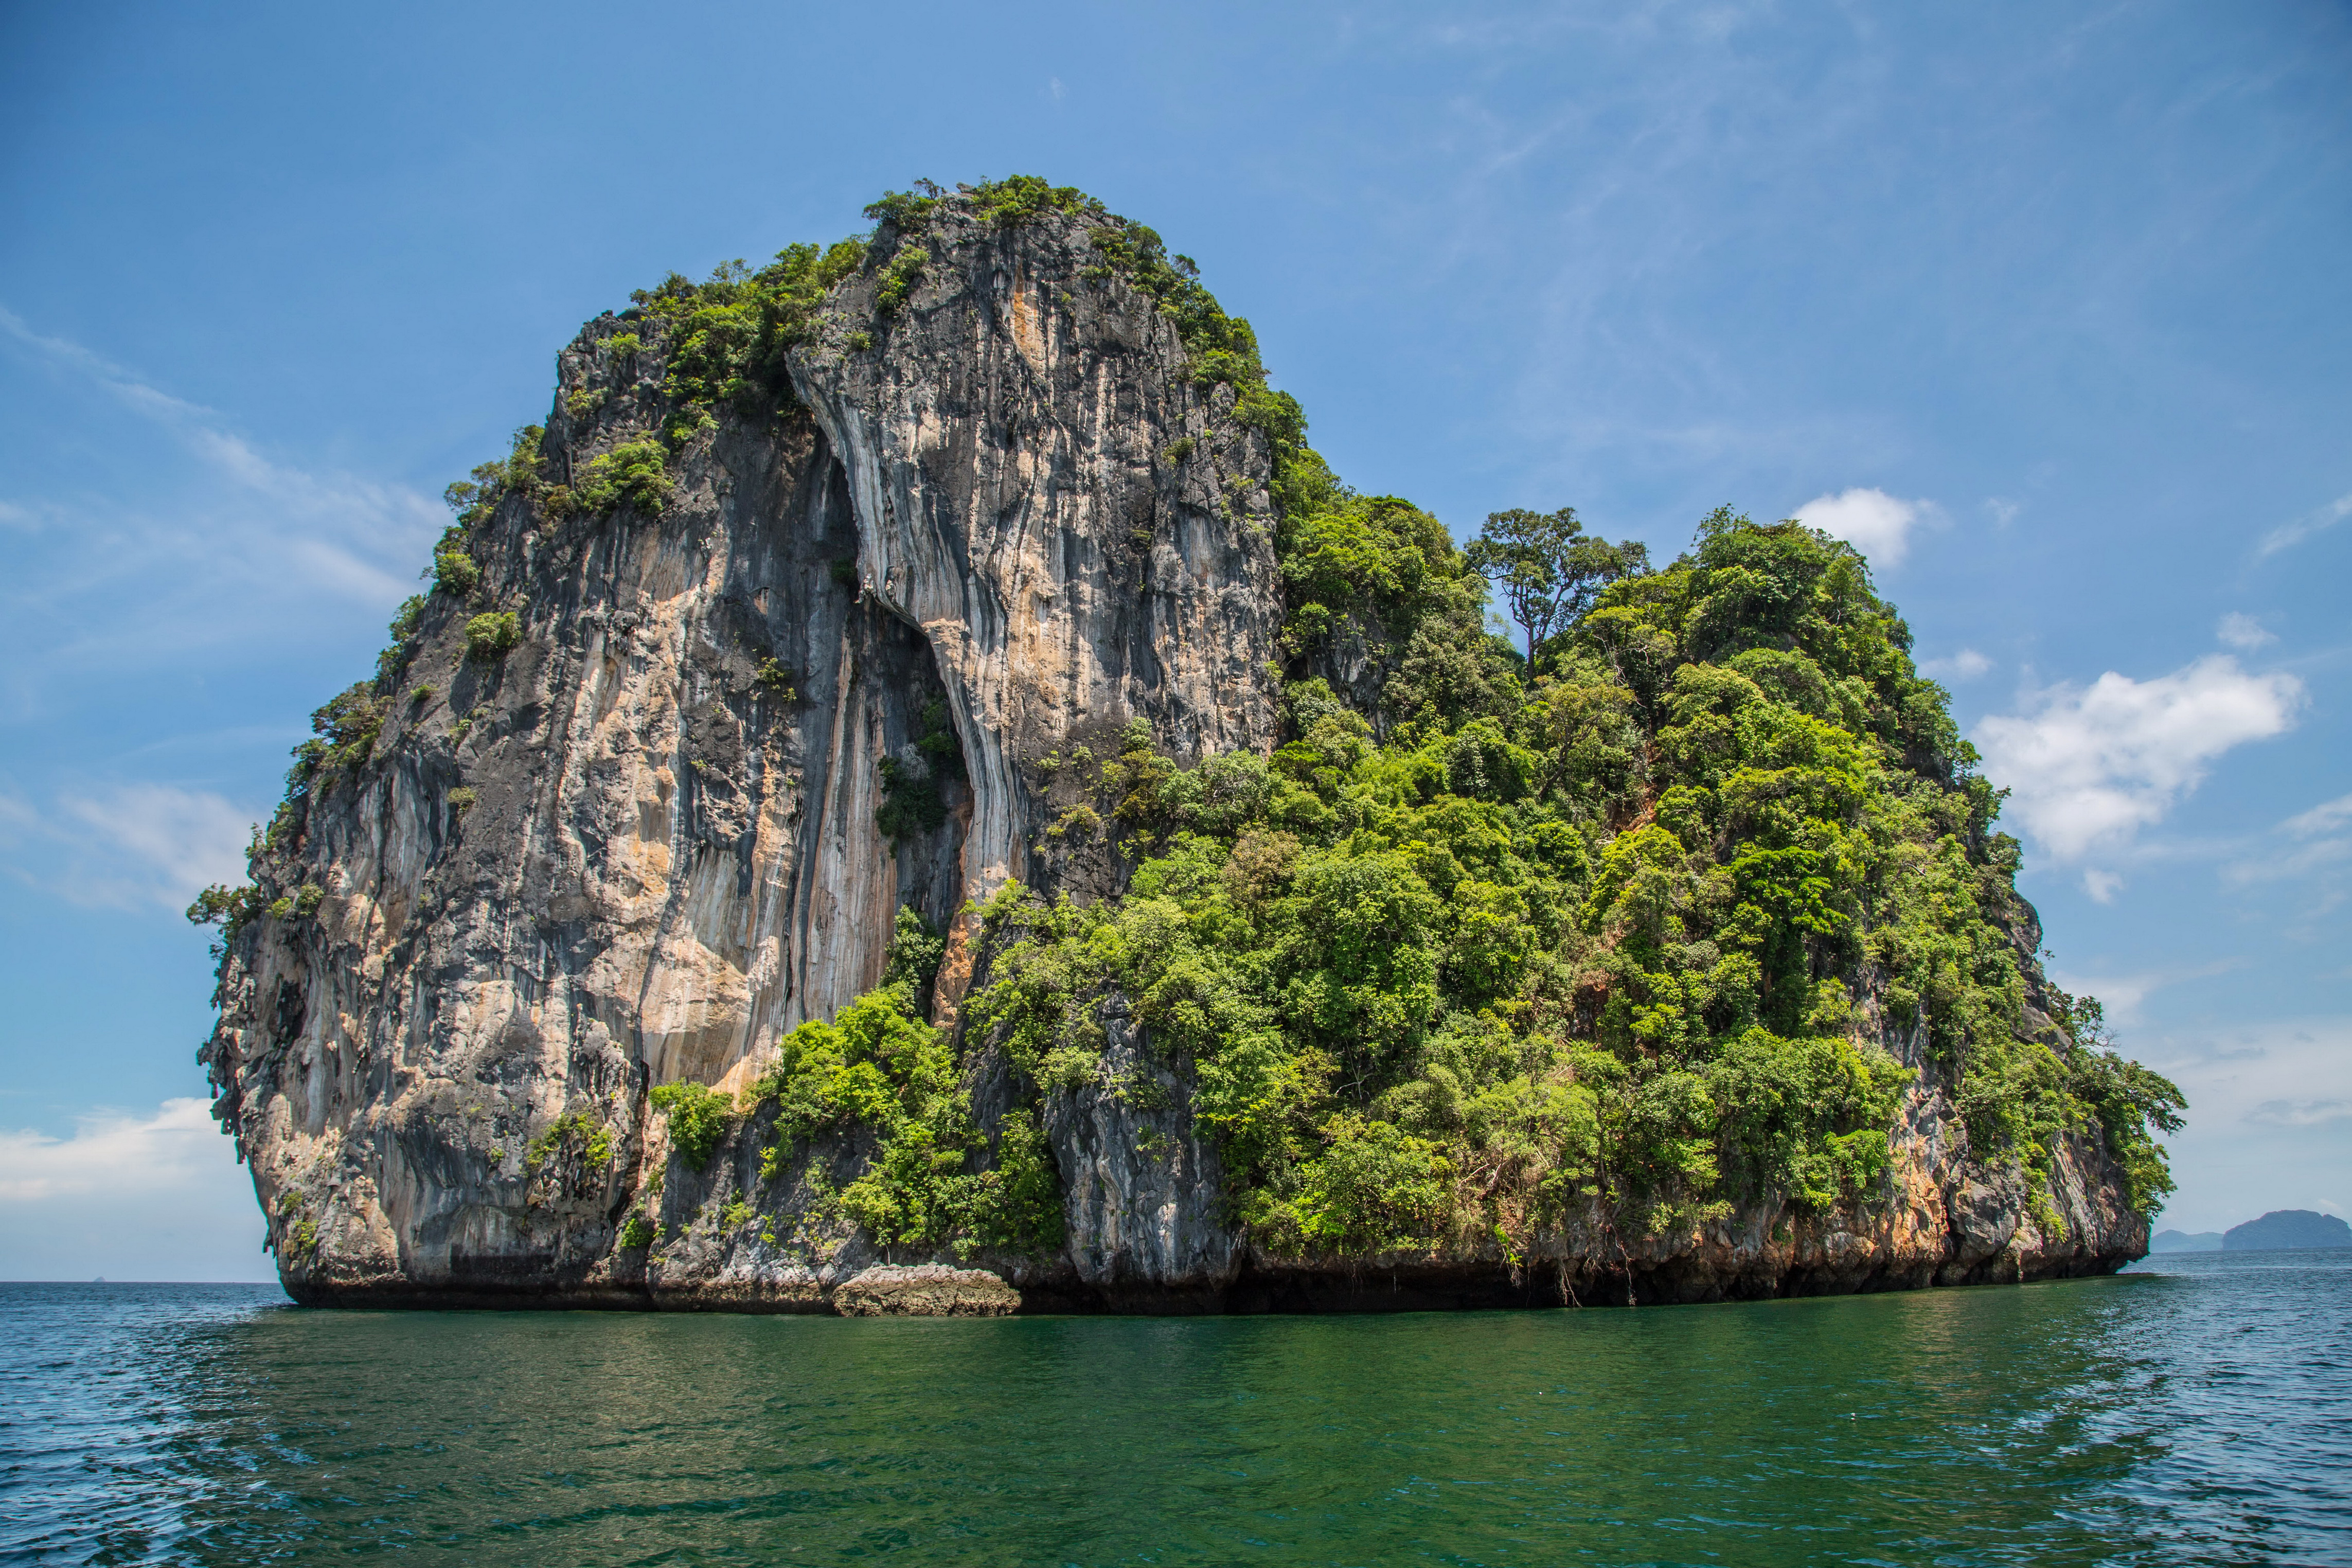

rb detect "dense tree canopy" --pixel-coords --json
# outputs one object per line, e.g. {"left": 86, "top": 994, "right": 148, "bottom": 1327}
{"left": 202, "top": 178, "right": 2183, "bottom": 1264}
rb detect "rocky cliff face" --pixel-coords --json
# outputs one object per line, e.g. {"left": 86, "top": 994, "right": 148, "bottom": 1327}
{"left": 199, "top": 190, "right": 2148, "bottom": 1312}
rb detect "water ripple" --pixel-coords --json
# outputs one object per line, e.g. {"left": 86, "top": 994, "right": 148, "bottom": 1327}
{"left": 3, "top": 1253, "right": 2348, "bottom": 1565}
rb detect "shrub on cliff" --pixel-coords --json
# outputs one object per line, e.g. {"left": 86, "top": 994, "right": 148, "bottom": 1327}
{"left": 574, "top": 440, "right": 672, "bottom": 516}
{"left": 464, "top": 612, "right": 521, "bottom": 664}
{"left": 649, "top": 1082, "right": 729, "bottom": 1171}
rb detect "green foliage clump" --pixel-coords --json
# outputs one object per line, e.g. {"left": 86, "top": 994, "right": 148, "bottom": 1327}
{"left": 432, "top": 547, "right": 480, "bottom": 598}
{"left": 282, "top": 683, "right": 385, "bottom": 807}
{"left": 377, "top": 595, "right": 428, "bottom": 686}
{"left": 618, "top": 1214, "right": 655, "bottom": 1248}
{"left": 970, "top": 174, "right": 1101, "bottom": 226}
{"left": 1086, "top": 216, "right": 1302, "bottom": 453}
{"left": 186, "top": 882, "right": 264, "bottom": 933}
{"left": 526, "top": 1110, "right": 613, "bottom": 1171}
{"left": 623, "top": 237, "right": 866, "bottom": 431}
{"left": 876, "top": 240, "right": 928, "bottom": 312}
{"left": 876, "top": 700, "right": 965, "bottom": 843}
{"left": 1464, "top": 506, "right": 1648, "bottom": 657}
{"left": 464, "top": 611, "right": 521, "bottom": 664}
{"left": 967, "top": 508, "right": 2184, "bottom": 1257}
{"left": 649, "top": 1081, "right": 731, "bottom": 1171}
{"left": 883, "top": 906, "right": 946, "bottom": 994}
{"left": 2047, "top": 989, "right": 2186, "bottom": 1212}
{"left": 574, "top": 439, "right": 673, "bottom": 516}
{"left": 754, "top": 658, "right": 797, "bottom": 700}
{"left": 440, "top": 425, "right": 547, "bottom": 529}
{"left": 751, "top": 979, "right": 1064, "bottom": 1256}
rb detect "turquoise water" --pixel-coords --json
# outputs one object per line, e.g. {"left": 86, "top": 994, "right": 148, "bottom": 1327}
{"left": 4, "top": 1254, "right": 2347, "bottom": 1565}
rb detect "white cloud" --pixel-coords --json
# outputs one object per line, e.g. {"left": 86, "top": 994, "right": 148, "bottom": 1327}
{"left": 2082, "top": 868, "right": 2124, "bottom": 903}
{"left": 2139, "top": 1014, "right": 2352, "bottom": 1234}
{"left": 2216, "top": 612, "right": 2275, "bottom": 650}
{"left": 0, "top": 781, "right": 256, "bottom": 912}
{"left": 1919, "top": 648, "right": 1993, "bottom": 682}
{"left": 1792, "top": 487, "right": 1932, "bottom": 568}
{"left": 1973, "top": 654, "right": 2304, "bottom": 862}
{"left": 2255, "top": 491, "right": 2352, "bottom": 560}
{"left": 1984, "top": 497, "right": 2021, "bottom": 527}
{"left": 2283, "top": 793, "right": 2352, "bottom": 840}
{"left": 0, "top": 1098, "right": 273, "bottom": 1281}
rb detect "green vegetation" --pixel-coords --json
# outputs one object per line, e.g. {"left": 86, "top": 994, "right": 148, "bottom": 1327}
{"left": 754, "top": 658, "right": 798, "bottom": 700}
{"left": 650, "top": 1081, "right": 730, "bottom": 1171}
{"left": 750, "top": 910, "right": 1064, "bottom": 1257}
{"left": 1464, "top": 506, "right": 1648, "bottom": 657}
{"left": 464, "top": 612, "right": 521, "bottom": 663}
{"left": 952, "top": 488, "right": 2184, "bottom": 1256}
{"left": 526, "top": 1111, "right": 613, "bottom": 1172}
{"left": 574, "top": 438, "right": 672, "bottom": 516}
{"left": 618, "top": 1214, "right": 655, "bottom": 1248}
{"left": 876, "top": 699, "right": 965, "bottom": 843}
{"left": 876, "top": 241, "right": 928, "bottom": 312}
{"left": 431, "top": 547, "right": 480, "bottom": 598}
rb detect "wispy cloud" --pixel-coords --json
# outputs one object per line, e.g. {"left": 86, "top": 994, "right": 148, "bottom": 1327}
{"left": 2215, "top": 612, "right": 2275, "bottom": 650}
{"left": 0, "top": 1097, "right": 226, "bottom": 1204}
{"left": 0, "top": 1097, "right": 272, "bottom": 1281}
{"left": 2225, "top": 791, "right": 2352, "bottom": 905}
{"left": 2255, "top": 490, "right": 2352, "bottom": 560}
{"left": 0, "top": 306, "right": 440, "bottom": 712}
{"left": 2046, "top": 958, "right": 2235, "bottom": 1024}
{"left": 1920, "top": 648, "right": 1993, "bottom": 682}
{"left": 0, "top": 781, "right": 256, "bottom": 912}
{"left": 2282, "top": 793, "right": 2352, "bottom": 840}
{"left": 1973, "top": 654, "right": 2304, "bottom": 864}
{"left": 2146, "top": 1015, "right": 2352, "bottom": 1137}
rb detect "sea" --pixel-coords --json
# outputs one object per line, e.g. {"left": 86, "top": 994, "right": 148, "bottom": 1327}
{"left": 2, "top": 1251, "right": 2346, "bottom": 1566}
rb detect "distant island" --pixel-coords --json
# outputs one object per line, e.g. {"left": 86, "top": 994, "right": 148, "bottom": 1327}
{"left": 2150, "top": 1229, "right": 2221, "bottom": 1252}
{"left": 2221, "top": 1210, "right": 2352, "bottom": 1251}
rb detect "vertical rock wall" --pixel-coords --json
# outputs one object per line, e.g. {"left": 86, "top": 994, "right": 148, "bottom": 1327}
{"left": 200, "top": 203, "right": 1285, "bottom": 1303}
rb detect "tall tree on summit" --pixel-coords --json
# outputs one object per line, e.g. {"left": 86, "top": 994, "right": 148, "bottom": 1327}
{"left": 1465, "top": 506, "right": 1649, "bottom": 657}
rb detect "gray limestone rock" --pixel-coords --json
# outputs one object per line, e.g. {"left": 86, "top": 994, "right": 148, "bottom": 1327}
{"left": 198, "top": 193, "right": 2147, "bottom": 1314}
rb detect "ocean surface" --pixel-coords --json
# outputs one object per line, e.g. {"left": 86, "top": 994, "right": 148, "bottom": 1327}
{"left": 3, "top": 1253, "right": 2347, "bottom": 1566}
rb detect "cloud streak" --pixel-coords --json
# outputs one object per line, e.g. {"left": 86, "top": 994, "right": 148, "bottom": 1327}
{"left": 0, "top": 306, "right": 441, "bottom": 711}
{"left": 0, "top": 781, "right": 256, "bottom": 912}
{"left": 2255, "top": 491, "right": 2352, "bottom": 560}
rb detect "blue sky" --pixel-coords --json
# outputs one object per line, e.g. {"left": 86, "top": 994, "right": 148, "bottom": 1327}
{"left": 2, "top": 1, "right": 2344, "bottom": 1278}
